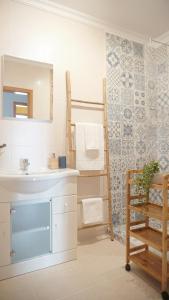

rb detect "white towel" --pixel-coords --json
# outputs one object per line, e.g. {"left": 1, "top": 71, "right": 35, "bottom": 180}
{"left": 82, "top": 198, "right": 103, "bottom": 225}
{"left": 75, "top": 122, "right": 104, "bottom": 170}
{"left": 85, "top": 123, "right": 102, "bottom": 150}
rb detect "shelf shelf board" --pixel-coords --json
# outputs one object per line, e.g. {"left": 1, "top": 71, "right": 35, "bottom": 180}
{"left": 128, "top": 179, "right": 169, "bottom": 190}
{"left": 130, "top": 227, "right": 169, "bottom": 252}
{"left": 129, "top": 203, "right": 169, "bottom": 220}
{"left": 13, "top": 226, "right": 50, "bottom": 235}
{"left": 130, "top": 250, "right": 169, "bottom": 282}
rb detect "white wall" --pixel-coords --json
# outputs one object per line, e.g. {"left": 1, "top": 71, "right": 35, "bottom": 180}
{"left": 0, "top": 0, "right": 106, "bottom": 172}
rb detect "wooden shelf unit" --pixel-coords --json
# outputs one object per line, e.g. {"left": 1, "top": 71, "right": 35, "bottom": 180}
{"left": 126, "top": 169, "right": 169, "bottom": 298}
{"left": 66, "top": 71, "right": 114, "bottom": 240}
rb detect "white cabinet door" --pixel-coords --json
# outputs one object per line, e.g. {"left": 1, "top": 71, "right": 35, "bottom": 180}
{"left": 52, "top": 212, "right": 77, "bottom": 253}
{"left": 0, "top": 222, "right": 10, "bottom": 266}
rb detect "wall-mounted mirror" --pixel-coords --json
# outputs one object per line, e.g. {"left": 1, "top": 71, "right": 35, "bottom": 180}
{"left": 2, "top": 55, "right": 53, "bottom": 121}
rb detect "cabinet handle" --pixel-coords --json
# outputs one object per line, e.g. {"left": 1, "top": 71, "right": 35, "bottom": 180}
{"left": 10, "top": 250, "right": 16, "bottom": 257}
{"left": 10, "top": 208, "right": 16, "bottom": 214}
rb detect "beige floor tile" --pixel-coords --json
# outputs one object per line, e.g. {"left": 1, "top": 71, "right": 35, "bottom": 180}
{"left": 0, "top": 239, "right": 163, "bottom": 300}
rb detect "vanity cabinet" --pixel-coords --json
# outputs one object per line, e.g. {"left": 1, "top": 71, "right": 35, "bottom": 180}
{"left": 0, "top": 172, "right": 78, "bottom": 280}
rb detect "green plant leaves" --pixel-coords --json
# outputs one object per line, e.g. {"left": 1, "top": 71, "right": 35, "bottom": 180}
{"left": 134, "top": 161, "right": 160, "bottom": 194}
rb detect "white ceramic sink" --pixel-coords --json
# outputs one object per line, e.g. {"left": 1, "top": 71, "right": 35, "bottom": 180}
{"left": 0, "top": 169, "right": 79, "bottom": 194}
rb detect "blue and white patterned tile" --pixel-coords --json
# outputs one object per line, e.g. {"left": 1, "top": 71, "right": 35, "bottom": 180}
{"left": 106, "top": 33, "right": 122, "bottom": 50}
{"left": 121, "top": 156, "right": 136, "bottom": 173}
{"left": 134, "top": 107, "right": 146, "bottom": 123}
{"left": 120, "top": 54, "right": 133, "bottom": 72}
{"left": 158, "top": 140, "right": 169, "bottom": 154}
{"left": 135, "top": 140, "right": 146, "bottom": 156}
{"left": 108, "top": 104, "right": 122, "bottom": 121}
{"left": 158, "top": 62, "right": 168, "bottom": 75}
{"left": 108, "top": 88, "right": 120, "bottom": 104}
{"left": 122, "top": 122, "right": 133, "bottom": 138}
{"left": 107, "top": 68, "right": 121, "bottom": 88}
{"left": 134, "top": 58, "right": 144, "bottom": 73}
{"left": 133, "top": 42, "right": 144, "bottom": 58}
{"left": 122, "top": 139, "right": 134, "bottom": 156}
{"left": 157, "top": 126, "right": 169, "bottom": 138}
{"left": 110, "top": 158, "right": 122, "bottom": 173}
{"left": 134, "top": 124, "right": 147, "bottom": 139}
{"left": 121, "top": 88, "right": 134, "bottom": 105}
{"left": 121, "top": 39, "right": 133, "bottom": 55}
{"left": 135, "top": 156, "right": 148, "bottom": 169}
{"left": 108, "top": 121, "right": 121, "bottom": 139}
{"left": 121, "top": 72, "right": 134, "bottom": 88}
{"left": 122, "top": 106, "right": 133, "bottom": 121}
{"left": 159, "top": 156, "right": 169, "bottom": 171}
{"left": 134, "top": 74, "right": 145, "bottom": 91}
{"left": 107, "top": 49, "right": 120, "bottom": 69}
{"left": 134, "top": 90, "right": 145, "bottom": 106}
{"left": 109, "top": 139, "right": 121, "bottom": 156}
{"left": 111, "top": 174, "right": 122, "bottom": 192}
{"left": 157, "top": 92, "right": 169, "bottom": 108}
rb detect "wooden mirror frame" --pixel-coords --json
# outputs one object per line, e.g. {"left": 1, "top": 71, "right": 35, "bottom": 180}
{"left": 3, "top": 86, "right": 33, "bottom": 118}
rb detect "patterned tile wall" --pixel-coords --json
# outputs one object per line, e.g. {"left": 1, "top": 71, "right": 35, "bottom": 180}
{"left": 106, "top": 33, "right": 166, "bottom": 239}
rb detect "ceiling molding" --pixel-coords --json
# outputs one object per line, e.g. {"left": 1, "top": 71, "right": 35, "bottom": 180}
{"left": 157, "top": 30, "right": 169, "bottom": 44}
{"left": 12, "top": 0, "right": 146, "bottom": 43}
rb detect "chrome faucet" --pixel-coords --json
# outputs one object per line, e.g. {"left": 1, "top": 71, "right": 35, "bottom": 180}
{"left": 21, "top": 159, "right": 30, "bottom": 173}
{"left": 0, "top": 144, "right": 7, "bottom": 149}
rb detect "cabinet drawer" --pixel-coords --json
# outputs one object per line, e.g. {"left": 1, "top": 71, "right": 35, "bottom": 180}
{"left": 52, "top": 212, "right": 77, "bottom": 253}
{"left": 52, "top": 195, "right": 77, "bottom": 214}
{"left": 0, "top": 203, "right": 10, "bottom": 223}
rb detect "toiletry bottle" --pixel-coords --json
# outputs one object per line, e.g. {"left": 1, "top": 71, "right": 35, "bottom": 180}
{"left": 48, "top": 153, "right": 58, "bottom": 169}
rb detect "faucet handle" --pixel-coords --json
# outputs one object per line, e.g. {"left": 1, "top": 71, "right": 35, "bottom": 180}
{"left": 0, "top": 144, "right": 7, "bottom": 149}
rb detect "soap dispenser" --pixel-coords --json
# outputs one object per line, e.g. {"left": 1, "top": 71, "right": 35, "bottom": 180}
{"left": 48, "top": 153, "right": 58, "bottom": 169}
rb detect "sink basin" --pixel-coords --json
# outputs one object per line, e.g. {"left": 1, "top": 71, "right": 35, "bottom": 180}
{"left": 0, "top": 169, "right": 79, "bottom": 194}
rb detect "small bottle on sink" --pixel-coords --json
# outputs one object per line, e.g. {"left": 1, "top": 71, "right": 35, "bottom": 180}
{"left": 48, "top": 153, "right": 58, "bottom": 170}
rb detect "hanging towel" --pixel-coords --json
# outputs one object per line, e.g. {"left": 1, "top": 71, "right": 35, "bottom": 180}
{"left": 75, "top": 122, "right": 104, "bottom": 170}
{"left": 85, "top": 123, "right": 102, "bottom": 150}
{"left": 82, "top": 198, "right": 103, "bottom": 225}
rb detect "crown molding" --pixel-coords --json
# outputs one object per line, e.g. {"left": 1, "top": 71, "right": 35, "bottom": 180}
{"left": 157, "top": 30, "right": 169, "bottom": 44}
{"left": 12, "top": 0, "right": 146, "bottom": 43}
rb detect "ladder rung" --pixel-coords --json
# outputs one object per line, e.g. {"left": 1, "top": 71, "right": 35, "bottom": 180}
{"left": 71, "top": 104, "right": 104, "bottom": 111}
{"left": 78, "top": 222, "right": 110, "bottom": 230}
{"left": 78, "top": 198, "right": 108, "bottom": 204}
{"left": 71, "top": 122, "right": 106, "bottom": 128}
{"left": 79, "top": 172, "right": 108, "bottom": 177}
{"left": 71, "top": 99, "right": 104, "bottom": 106}
{"left": 70, "top": 149, "right": 108, "bottom": 152}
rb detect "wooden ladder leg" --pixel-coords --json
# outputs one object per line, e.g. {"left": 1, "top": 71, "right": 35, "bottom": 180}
{"left": 66, "top": 71, "right": 73, "bottom": 168}
{"left": 145, "top": 191, "right": 149, "bottom": 252}
{"left": 126, "top": 171, "right": 131, "bottom": 266}
{"left": 161, "top": 177, "right": 168, "bottom": 293}
{"left": 103, "top": 78, "right": 114, "bottom": 241}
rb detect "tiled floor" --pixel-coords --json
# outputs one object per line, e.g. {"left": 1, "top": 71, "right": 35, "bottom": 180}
{"left": 0, "top": 239, "right": 162, "bottom": 300}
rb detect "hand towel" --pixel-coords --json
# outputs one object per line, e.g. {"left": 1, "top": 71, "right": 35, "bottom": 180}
{"left": 82, "top": 197, "right": 103, "bottom": 225}
{"left": 75, "top": 122, "right": 104, "bottom": 170}
{"left": 85, "top": 123, "right": 102, "bottom": 150}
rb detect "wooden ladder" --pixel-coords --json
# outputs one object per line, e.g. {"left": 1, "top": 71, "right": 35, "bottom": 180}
{"left": 66, "top": 71, "right": 114, "bottom": 240}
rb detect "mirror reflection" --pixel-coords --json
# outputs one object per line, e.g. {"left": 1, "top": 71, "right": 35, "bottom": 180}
{"left": 2, "top": 56, "right": 53, "bottom": 121}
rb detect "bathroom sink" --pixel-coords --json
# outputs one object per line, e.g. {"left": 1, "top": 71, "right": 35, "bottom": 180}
{"left": 0, "top": 169, "right": 79, "bottom": 194}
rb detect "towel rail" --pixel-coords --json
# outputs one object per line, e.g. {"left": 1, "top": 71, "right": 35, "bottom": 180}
{"left": 66, "top": 71, "right": 114, "bottom": 240}
{"left": 71, "top": 99, "right": 104, "bottom": 106}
